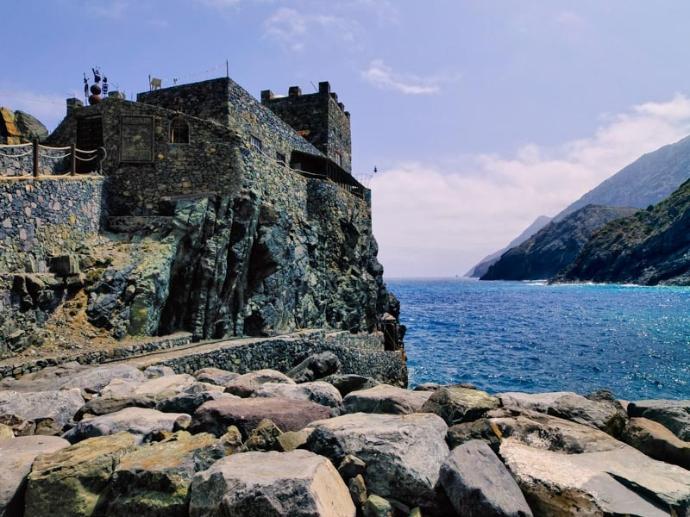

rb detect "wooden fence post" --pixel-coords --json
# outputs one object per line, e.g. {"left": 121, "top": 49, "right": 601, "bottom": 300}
{"left": 32, "top": 140, "right": 39, "bottom": 178}
{"left": 70, "top": 144, "right": 76, "bottom": 176}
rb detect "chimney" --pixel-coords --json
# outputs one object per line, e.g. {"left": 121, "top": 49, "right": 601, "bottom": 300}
{"left": 66, "top": 98, "right": 83, "bottom": 116}
{"left": 288, "top": 86, "right": 302, "bottom": 97}
{"left": 318, "top": 81, "right": 331, "bottom": 94}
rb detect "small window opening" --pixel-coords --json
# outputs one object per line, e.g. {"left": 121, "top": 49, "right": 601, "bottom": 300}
{"left": 251, "top": 135, "right": 263, "bottom": 152}
{"left": 276, "top": 152, "right": 286, "bottom": 166}
{"left": 170, "top": 118, "right": 190, "bottom": 144}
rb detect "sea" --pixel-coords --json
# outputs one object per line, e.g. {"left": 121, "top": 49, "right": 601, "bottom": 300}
{"left": 387, "top": 278, "right": 690, "bottom": 400}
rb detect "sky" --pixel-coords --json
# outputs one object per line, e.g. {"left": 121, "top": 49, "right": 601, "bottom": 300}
{"left": 3, "top": 1, "right": 690, "bottom": 277}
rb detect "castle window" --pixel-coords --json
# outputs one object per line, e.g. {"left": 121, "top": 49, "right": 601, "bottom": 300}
{"left": 276, "top": 152, "right": 286, "bottom": 166}
{"left": 170, "top": 117, "right": 190, "bottom": 144}
{"left": 250, "top": 135, "right": 263, "bottom": 152}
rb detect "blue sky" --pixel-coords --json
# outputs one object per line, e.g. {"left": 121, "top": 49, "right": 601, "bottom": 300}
{"left": 3, "top": 1, "right": 690, "bottom": 276}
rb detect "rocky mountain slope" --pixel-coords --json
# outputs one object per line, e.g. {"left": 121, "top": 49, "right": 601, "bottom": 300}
{"left": 466, "top": 215, "right": 551, "bottom": 278}
{"left": 556, "top": 135, "right": 690, "bottom": 221}
{"left": 560, "top": 179, "right": 690, "bottom": 285}
{"left": 481, "top": 205, "right": 638, "bottom": 281}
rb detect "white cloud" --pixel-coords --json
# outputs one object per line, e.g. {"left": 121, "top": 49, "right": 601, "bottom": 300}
{"left": 371, "top": 94, "right": 690, "bottom": 277}
{"left": 264, "top": 7, "right": 356, "bottom": 51}
{"left": 87, "top": 0, "right": 129, "bottom": 19}
{"left": 0, "top": 89, "right": 72, "bottom": 131}
{"left": 193, "top": 0, "right": 242, "bottom": 9}
{"left": 361, "top": 59, "right": 457, "bottom": 95}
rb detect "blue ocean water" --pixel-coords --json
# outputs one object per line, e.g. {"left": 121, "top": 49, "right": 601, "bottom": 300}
{"left": 387, "top": 279, "right": 690, "bottom": 400}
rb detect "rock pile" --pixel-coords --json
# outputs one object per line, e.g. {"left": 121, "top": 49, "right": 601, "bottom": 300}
{"left": 1, "top": 359, "right": 689, "bottom": 516}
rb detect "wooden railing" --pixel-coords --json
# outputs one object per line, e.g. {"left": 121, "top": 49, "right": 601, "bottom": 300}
{"left": 0, "top": 141, "right": 106, "bottom": 178}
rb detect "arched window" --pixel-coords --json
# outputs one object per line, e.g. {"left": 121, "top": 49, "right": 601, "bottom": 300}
{"left": 170, "top": 117, "right": 190, "bottom": 144}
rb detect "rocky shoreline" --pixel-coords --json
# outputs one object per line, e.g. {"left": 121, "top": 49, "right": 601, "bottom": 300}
{"left": 0, "top": 355, "right": 689, "bottom": 516}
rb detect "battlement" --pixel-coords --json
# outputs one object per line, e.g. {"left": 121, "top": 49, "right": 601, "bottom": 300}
{"left": 261, "top": 81, "right": 352, "bottom": 173}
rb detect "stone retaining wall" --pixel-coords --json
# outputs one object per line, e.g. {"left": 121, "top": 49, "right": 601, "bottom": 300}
{"left": 0, "top": 176, "right": 105, "bottom": 272}
{"left": 0, "top": 332, "right": 193, "bottom": 379}
{"left": 145, "top": 332, "right": 408, "bottom": 386}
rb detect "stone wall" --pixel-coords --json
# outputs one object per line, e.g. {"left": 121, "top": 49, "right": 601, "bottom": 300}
{"left": 145, "top": 331, "right": 408, "bottom": 386}
{"left": 0, "top": 144, "right": 76, "bottom": 178}
{"left": 262, "top": 82, "right": 352, "bottom": 173}
{"left": 46, "top": 99, "right": 243, "bottom": 215}
{"left": 0, "top": 176, "right": 105, "bottom": 273}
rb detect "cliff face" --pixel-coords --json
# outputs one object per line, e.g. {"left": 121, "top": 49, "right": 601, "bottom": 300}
{"left": 481, "top": 205, "right": 638, "bottom": 281}
{"left": 560, "top": 180, "right": 690, "bottom": 285}
{"left": 555, "top": 135, "right": 690, "bottom": 221}
{"left": 467, "top": 215, "right": 551, "bottom": 278}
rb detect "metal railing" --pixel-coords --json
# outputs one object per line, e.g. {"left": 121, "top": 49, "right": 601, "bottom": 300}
{"left": 0, "top": 140, "right": 106, "bottom": 178}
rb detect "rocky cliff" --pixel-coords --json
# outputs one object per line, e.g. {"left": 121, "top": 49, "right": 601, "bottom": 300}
{"left": 466, "top": 215, "right": 551, "bottom": 278}
{"left": 555, "top": 135, "right": 690, "bottom": 221}
{"left": 560, "top": 179, "right": 690, "bottom": 285}
{"left": 481, "top": 205, "right": 638, "bottom": 281}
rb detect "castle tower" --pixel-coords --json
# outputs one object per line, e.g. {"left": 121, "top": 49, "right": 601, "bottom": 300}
{"left": 261, "top": 81, "right": 352, "bottom": 173}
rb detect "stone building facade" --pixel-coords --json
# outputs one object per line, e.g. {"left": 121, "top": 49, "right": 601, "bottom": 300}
{"left": 1, "top": 74, "right": 399, "bottom": 352}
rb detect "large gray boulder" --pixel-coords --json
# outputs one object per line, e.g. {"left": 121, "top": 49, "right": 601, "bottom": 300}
{"left": 63, "top": 407, "right": 191, "bottom": 443}
{"left": 501, "top": 437, "right": 690, "bottom": 516}
{"left": 253, "top": 381, "right": 343, "bottom": 409}
{"left": 422, "top": 386, "right": 500, "bottom": 425}
{"left": 287, "top": 352, "right": 341, "bottom": 383}
{"left": 343, "top": 385, "right": 431, "bottom": 415}
{"left": 25, "top": 432, "right": 138, "bottom": 516}
{"left": 499, "top": 391, "right": 627, "bottom": 437}
{"left": 224, "top": 369, "right": 295, "bottom": 398}
{"left": 622, "top": 417, "right": 690, "bottom": 470}
{"left": 323, "top": 374, "right": 380, "bottom": 396}
{"left": 306, "top": 412, "right": 449, "bottom": 508}
{"left": 192, "top": 396, "right": 332, "bottom": 438}
{"left": 0, "top": 435, "right": 69, "bottom": 516}
{"left": 628, "top": 400, "right": 690, "bottom": 440}
{"left": 105, "top": 432, "right": 225, "bottom": 516}
{"left": 440, "top": 440, "right": 532, "bottom": 517}
{"left": 193, "top": 367, "right": 240, "bottom": 387}
{"left": 189, "top": 450, "right": 355, "bottom": 516}
{"left": 156, "top": 386, "right": 236, "bottom": 415}
{"left": 489, "top": 411, "right": 623, "bottom": 454}
{"left": 0, "top": 388, "right": 84, "bottom": 435}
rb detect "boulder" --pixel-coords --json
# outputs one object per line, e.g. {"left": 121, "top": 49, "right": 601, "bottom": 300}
{"left": 440, "top": 440, "right": 532, "bottom": 517}
{"left": 622, "top": 417, "right": 690, "bottom": 470}
{"left": 224, "top": 369, "right": 295, "bottom": 398}
{"left": 143, "top": 365, "right": 176, "bottom": 379}
{"left": 156, "top": 388, "right": 236, "bottom": 415}
{"left": 132, "top": 374, "right": 198, "bottom": 400}
{"left": 306, "top": 412, "right": 449, "bottom": 508}
{"left": 323, "top": 374, "right": 380, "bottom": 397}
{"left": 74, "top": 395, "right": 157, "bottom": 420}
{"left": 253, "top": 381, "right": 343, "bottom": 408}
{"left": 338, "top": 454, "right": 366, "bottom": 479}
{"left": 63, "top": 407, "right": 191, "bottom": 443}
{"left": 0, "top": 435, "right": 69, "bottom": 516}
{"left": 104, "top": 431, "right": 225, "bottom": 516}
{"left": 446, "top": 418, "right": 502, "bottom": 451}
{"left": 192, "top": 397, "right": 331, "bottom": 438}
{"left": 343, "top": 384, "right": 431, "bottom": 415}
{"left": 287, "top": 351, "right": 341, "bottom": 383}
{"left": 241, "top": 419, "right": 284, "bottom": 452}
{"left": 363, "top": 494, "right": 393, "bottom": 517}
{"left": 0, "top": 424, "right": 13, "bottom": 440}
{"left": 0, "top": 388, "right": 84, "bottom": 435}
{"left": 501, "top": 437, "right": 690, "bottom": 516}
{"left": 0, "top": 363, "right": 146, "bottom": 394}
{"left": 277, "top": 429, "right": 311, "bottom": 452}
{"left": 489, "top": 411, "right": 624, "bottom": 454}
{"left": 628, "top": 399, "right": 690, "bottom": 440}
{"left": 193, "top": 367, "right": 240, "bottom": 386}
{"left": 188, "top": 450, "right": 355, "bottom": 516}
{"left": 25, "top": 432, "right": 138, "bottom": 516}
{"left": 349, "top": 474, "right": 368, "bottom": 507}
{"left": 422, "top": 386, "right": 500, "bottom": 425}
{"left": 499, "top": 391, "right": 627, "bottom": 437}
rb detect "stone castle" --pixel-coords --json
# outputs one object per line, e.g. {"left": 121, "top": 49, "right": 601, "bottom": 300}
{"left": 0, "top": 75, "right": 401, "bottom": 359}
